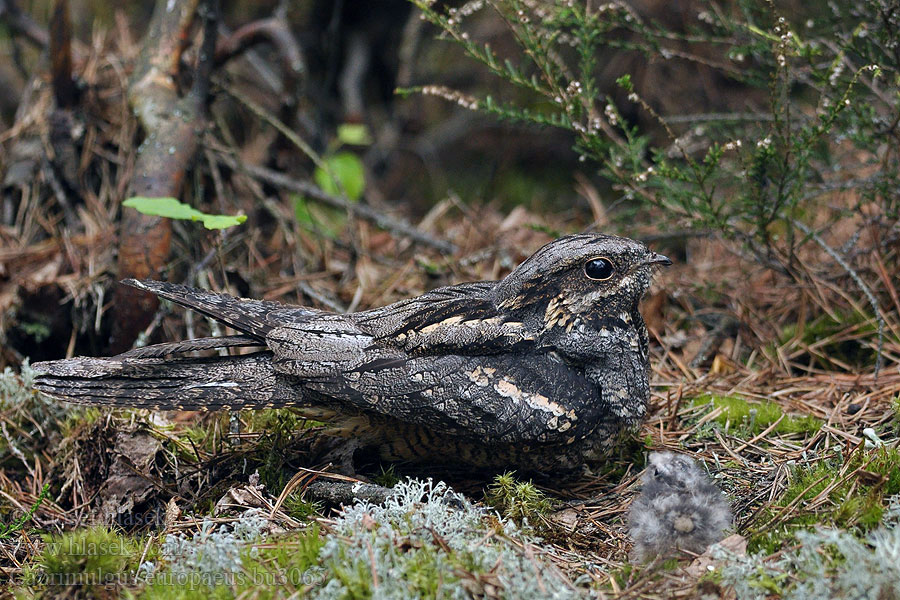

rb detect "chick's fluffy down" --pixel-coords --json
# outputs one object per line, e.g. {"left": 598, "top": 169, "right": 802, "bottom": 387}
{"left": 628, "top": 451, "right": 732, "bottom": 561}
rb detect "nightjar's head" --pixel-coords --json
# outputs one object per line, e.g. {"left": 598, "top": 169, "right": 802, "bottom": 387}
{"left": 492, "top": 234, "right": 671, "bottom": 324}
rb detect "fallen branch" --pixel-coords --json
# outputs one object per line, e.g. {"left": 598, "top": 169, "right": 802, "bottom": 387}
{"left": 109, "top": 0, "right": 219, "bottom": 353}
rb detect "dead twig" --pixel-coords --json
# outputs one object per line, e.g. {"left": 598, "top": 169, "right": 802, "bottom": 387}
{"left": 209, "top": 149, "right": 457, "bottom": 254}
{"left": 0, "top": 0, "right": 50, "bottom": 48}
{"left": 793, "top": 220, "right": 886, "bottom": 376}
{"left": 49, "top": 0, "right": 75, "bottom": 109}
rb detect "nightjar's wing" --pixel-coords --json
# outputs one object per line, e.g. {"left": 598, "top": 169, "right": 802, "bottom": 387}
{"left": 267, "top": 281, "right": 590, "bottom": 444}
{"left": 352, "top": 281, "right": 536, "bottom": 355}
{"left": 298, "top": 350, "right": 605, "bottom": 445}
{"left": 265, "top": 313, "right": 403, "bottom": 377}
{"left": 124, "top": 279, "right": 325, "bottom": 340}
{"left": 126, "top": 279, "right": 533, "bottom": 367}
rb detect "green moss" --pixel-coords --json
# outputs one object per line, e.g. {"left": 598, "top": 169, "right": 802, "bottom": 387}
{"left": 319, "top": 528, "right": 462, "bottom": 599}
{"left": 17, "top": 320, "right": 52, "bottom": 343}
{"left": 485, "top": 472, "right": 554, "bottom": 526}
{"left": 280, "top": 492, "right": 322, "bottom": 521}
{"left": 176, "top": 423, "right": 220, "bottom": 457}
{"left": 749, "top": 447, "right": 900, "bottom": 553}
{"left": 868, "top": 445, "right": 900, "bottom": 496}
{"left": 609, "top": 563, "right": 635, "bottom": 592}
{"left": 892, "top": 396, "right": 900, "bottom": 434}
{"left": 398, "top": 544, "right": 445, "bottom": 598}
{"left": 372, "top": 464, "right": 401, "bottom": 488}
{"left": 60, "top": 407, "right": 104, "bottom": 438}
{"left": 236, "top": 527, "right": 326, "bottom": 598}
{"left": 751, "top": 570, "right": 790, "bottom": 596}
{"left": 254, "top": 525, "right": 324, "bottom": 571}
{"left": 141, "top": 523, "right": 323, "bottom": 600}
{"left": 658, "top": 557, "right": 681, "bottom": 571}
{"left": 245, "top": 408, "right": 319, "bottom": 433}
{"left": 698, "top": 566, "right": 723, "bottom": 586}
{"left": 691, "top": 393, "right": 822, "bottom": 437}
{"left": 834, "top": 495, "right": 882, "bottom": 529}
{"left": 23, "top": 526, "right": 142, "bottom": 598}
{"left": 239, "top": 409, "right": 322, "bottom": 491}
{"left": 140, "top": 578, "right": 233, "bottom": 600}
{"left": 328, "top": 545, "right": 375, "bottom": 597}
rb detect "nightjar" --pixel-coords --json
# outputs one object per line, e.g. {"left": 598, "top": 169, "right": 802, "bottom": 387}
{"left": 34, "top": 234, "right": 670, "bottom": 472}
{"left": 628, "top": 451, "right": 733, "bottom": 560}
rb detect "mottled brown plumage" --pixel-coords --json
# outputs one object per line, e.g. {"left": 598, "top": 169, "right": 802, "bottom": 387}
{"left": 33, "top": 234, "right": 670, "bottom": 472}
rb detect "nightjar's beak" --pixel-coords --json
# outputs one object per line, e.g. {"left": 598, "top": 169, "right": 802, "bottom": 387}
{"left": 643, "top": 252, "right": 673, "bottom": 267}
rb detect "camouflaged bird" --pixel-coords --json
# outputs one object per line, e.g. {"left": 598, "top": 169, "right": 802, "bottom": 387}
{"left": 628, "top": 451, "right": 733, "bottom": 560}
{"left": 33, "top": 234, "right": 671, "bottom": 472}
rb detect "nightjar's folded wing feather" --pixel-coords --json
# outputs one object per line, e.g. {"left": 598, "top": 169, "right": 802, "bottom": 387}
{"left": 122, "top": 279, "right": 409, "bottom": 381}
{"left": 352, "top": 281, "right": 535, "bottom": 355}
{"left": 266, "top": 314, "right": 405, "bottom": 378}
{"left": 353, "top": 281, "right": 496, "bottom": 331}
{"left": 124, "top": 279, "right": 323, "bottom": 340}
{"left": 113, "top": 335, "right": 262, "bottom": 359}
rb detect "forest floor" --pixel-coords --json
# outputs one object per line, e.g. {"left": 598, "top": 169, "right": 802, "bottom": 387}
{"left": 1, "top": 206, "right": 898, "bottom": 599}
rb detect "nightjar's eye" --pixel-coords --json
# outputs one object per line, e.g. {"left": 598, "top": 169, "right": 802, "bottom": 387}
{"left": 584, "top": 257, "right": 615, "bottom": 281}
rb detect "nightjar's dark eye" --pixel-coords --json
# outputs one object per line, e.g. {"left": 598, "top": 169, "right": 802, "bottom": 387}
{"left": 584, "top": 257, "right": 615, "bottom": 281}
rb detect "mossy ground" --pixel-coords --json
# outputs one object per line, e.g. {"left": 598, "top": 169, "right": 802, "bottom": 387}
{"left": 18, "top": 526, "right": 145, "bottom": 599}
{"left": 138, "top": 526, "right": 325, "bottom": 600}
{"left": 485, "top": 471, "right": 555, "bottom": 528}
{"left": 690, "top": 393, "right": 823, "bottom": 437}
{"left": 749, "top": 447, "right": 900, "bottom": 554}
{"left": 779, "top": 309, "right": 879, "bottom": 371}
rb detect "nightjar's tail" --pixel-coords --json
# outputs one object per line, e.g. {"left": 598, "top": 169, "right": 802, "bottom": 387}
{"left": 32, "top": 279, "right": 328, "bottom": 411}
{"left": 32, "top": 352, "right": 314, "bottom": 411}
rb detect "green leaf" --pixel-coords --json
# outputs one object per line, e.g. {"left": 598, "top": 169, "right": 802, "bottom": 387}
{"left": 196, "top": 214, "right": 248, "bottom": 230}
{"left": 293, "top": 195, "right": 316, "bottom": 227}
{"left": 337, "top": 123, "right": 373, "bottom": 146}
{"left": 314, "top": 152, "right": 366, "bottom": 202}
{"left": 615, "top": 74, "right": 633, "bottom": 91}
{"left": 291, "top": 194, "right": 345, "bottom": 236}
{"left": 123, "top": 197, "right": 247, "bottom": 230}
{"left": 744, "top": 23, "right": 780, "bottom": 43}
